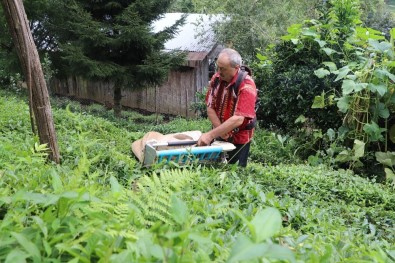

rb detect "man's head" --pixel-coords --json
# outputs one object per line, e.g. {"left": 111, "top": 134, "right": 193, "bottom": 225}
{"left": 216, "top": 48, "right": 242, "bottom": 82}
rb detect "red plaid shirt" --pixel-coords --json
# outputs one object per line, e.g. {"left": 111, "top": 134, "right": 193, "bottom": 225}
{"left": 206, "top": 70, "right": 257, "bottom": 144}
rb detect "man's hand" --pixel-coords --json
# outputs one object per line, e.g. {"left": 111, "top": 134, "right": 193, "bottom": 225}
{"left": 220, "top": 133, "right": 230, "bottom": 140}
{"left": 198, "top": 132, "right": 214, "bottom": 146}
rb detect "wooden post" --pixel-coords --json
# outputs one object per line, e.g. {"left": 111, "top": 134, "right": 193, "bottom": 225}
{"left": 1, "top": 0, "right": 60, "bottom": 163}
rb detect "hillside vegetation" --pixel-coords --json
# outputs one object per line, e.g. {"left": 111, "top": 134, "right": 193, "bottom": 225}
{"left": 1, "top": 89, "right": 395, "bottom": 262}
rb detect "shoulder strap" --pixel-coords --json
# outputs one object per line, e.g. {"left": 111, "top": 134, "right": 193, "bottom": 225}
{"left": 232, "top": 70, "right": 248, "bottom": 96}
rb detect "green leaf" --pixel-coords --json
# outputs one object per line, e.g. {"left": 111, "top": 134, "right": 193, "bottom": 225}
{"left": 110, "top": 251, "right": 133, "bottom": 262}
{"left": 50, "top": 169, "right": 63, "bottom": 193}
{"left": 335, "top": 66, "right": 351, "bottom": 82}
{"left": 321, "top": 47, "right": 335, "bottom": 56}
{"left": 378, "top": 103, "right": 390, "bottom": 119}
{"left": 227, "top": 235, "right": 295, "bottom": 263}
{"left": 337, "top": 96, "right": 351, "bottom": 113}
{"left": 356, "top": 27, "right": 385, "bottom": 41}
{"left": 314, "top": 39, "right": 326, "bottom": 47}
{"left": 302, "top": 28, "right": 318, "bottom": 37}
{"left": 363, "top": 121, "right": 385, "bottom": 142}
{"left": 314, "top": 68, "right": 330, "bottom": 78}
{"left": 326, "top": 128, "right": 336, "bottom": 141}
{"left": 11, "top": 232, "right": 41, "bottom": 261}
{"left": 335, "top": 150, "right": 352, "bottom": 163}
{"left": 110, "top": 176, "right": 122, "bottom": 196}
{"left": 368, "top": 83, "right": 387, "bottom": 97}
{"left": 263, "top": 244, "right": 296, "bottom": 263}
{"left": 251, "top": 207, "right": 282, "bottom": 243}
{"left": 171, "top": 195, "right": 188, "bottom": 225}
{"left": 5, "top": 249, "right": 28, "bottom": 263}
{"left": 368, "top": 39, "right": 392, "bottom": 53}
{"left": 295, "top": 115, "right": 306, "bottom": 123}
{"left": 353, "top": 139, "right": 365, "bottom": 159}
{"left": 385, "top": 168, "right": 395, "bottom": 182}
{"left": 375, "top": 69, "right": 395, "bottom": 82}
{"left": 312, "top": 94, "right": 325, "bottom": 109}
{"left": 375, "top": 152, "right": 395, "bottom": 167}
{"left": 32, "top": 216, "right": 48, "bottom": 239}
{"left": 226, "top": 234, "right": 269, "bottom": 263}
{"left": 322, "top": 62, "right": 337, "bottom": 72}
{"left": 188, "top": 233, "right": 213, "bottom": 253}
{"left": 354, "top": 83, "right": 368, "bottom": 92}
{"left": 342, "top": 80, "right": 356, "bottom": 95}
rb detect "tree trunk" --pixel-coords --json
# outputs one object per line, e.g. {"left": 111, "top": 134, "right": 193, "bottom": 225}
{"left": 1, "top": 0, "right": 60, "bottom": 163}
{"left": 113, "top": 84, "right": 122, "bottom": 118}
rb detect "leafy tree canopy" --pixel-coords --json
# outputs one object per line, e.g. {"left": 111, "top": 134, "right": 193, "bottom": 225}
{"left": 48, "top": 0, "right": 186, "bottom": 88}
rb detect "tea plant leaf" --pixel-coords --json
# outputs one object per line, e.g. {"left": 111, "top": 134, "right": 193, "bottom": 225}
{"left": 227, "top": 234, "right": 268, "bottom": 263}
{"left": 227, "top": 234, "right": 296, "bottom": 263}
{"left": 188, "top": 233, "right": 214, "bottom": 254}
{"left": 5, "top": 249, "right": 28, "bottom": 263}
{"left": 32, "top": 216, "right": 48, "bottom": 239}
{"left": 11, "top": 232, "right": 41, "bottom": 262}
{"left": 171, "top": 195, "right": 188, "bottom": 225}
{"left": 50, "top": 169, "right": 63, "bottom": 193}
{"left": 110, "top": 175, "right": 122, "bottom": 197}
{"left": 262, "top": 244, "right": 296, "bottom": 263}
{"left": 251, "top": 207, "right": 282, "bottom": 242}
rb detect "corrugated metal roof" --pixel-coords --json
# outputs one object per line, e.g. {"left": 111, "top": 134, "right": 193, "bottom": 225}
{"left": 152, "top": 13, "right": 220, "bottom": 53}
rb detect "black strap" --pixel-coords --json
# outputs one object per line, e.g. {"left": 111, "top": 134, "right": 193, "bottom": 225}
{"left": 232, "top": 70, "right": 248, "bottom": 96}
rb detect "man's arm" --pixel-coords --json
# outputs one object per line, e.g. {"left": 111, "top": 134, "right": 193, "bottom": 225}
{"left": 198, "top": 115, "right": 245, "bottom": 146}
{"left": 207, "top": 107, "right": 221, "bottom": 128}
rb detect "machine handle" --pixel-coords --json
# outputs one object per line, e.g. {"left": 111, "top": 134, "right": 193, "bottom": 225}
{"left": 152, "top": 140, "right": 198, "bottom": 147}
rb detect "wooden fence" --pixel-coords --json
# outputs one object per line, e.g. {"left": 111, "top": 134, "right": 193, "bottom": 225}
{"left": 50, "top": 62, "right": 209, "bottom": 118}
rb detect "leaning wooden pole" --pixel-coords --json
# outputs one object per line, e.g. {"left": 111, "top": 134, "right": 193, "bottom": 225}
{"left": 1, "top": 0, "right": 60, "bottom": 163}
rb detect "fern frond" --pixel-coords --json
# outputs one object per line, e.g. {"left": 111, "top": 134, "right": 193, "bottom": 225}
{"left": 127, "top": 169, "right": 198, "bottom": 227}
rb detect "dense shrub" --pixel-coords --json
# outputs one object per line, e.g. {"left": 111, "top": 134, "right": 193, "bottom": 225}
{"left": 250, "top": 128, "right": 301, "bottom": 165}
{"left": 254, "top": 41, "right": 342, "bottom": 133}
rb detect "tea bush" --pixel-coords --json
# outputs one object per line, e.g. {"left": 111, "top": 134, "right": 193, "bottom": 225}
{"left": 1, "top": 89, "right": 395, "bottom": 262}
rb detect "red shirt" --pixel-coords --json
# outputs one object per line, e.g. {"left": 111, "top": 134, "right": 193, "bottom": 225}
{"left": 206, "top": 70, "right": 257, "bottom": 144}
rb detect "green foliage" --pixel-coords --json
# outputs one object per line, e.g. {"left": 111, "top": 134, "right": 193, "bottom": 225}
{"left": 250, "top": 129, "right": 301, "bottom": 165}
{"left": 255, "top": 0, "right": 363, "bottom": 134}
{"left": 189, "top": 87, "right": 208, "bottom": 118}
{"left": 251, "top": 0, "right": 395, "bottom": 177}
{"left": 309, "top": 11, "right": 395, "bottom": 176}
{"left": 175, "top": 0, "right": 319, "bottom": 61}
{"left": 2, "top": 89, "right": 395, "bottom": 261}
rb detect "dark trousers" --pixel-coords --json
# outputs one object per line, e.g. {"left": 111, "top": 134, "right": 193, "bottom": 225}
{"left": 227, "top": 142, "right": 251, "bottom": 167}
